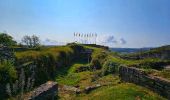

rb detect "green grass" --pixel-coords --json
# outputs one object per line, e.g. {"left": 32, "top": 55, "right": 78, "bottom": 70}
{"left": 75, "top": 83, "right": 166, "bottom": 100}
{"left": 14, "top": 44, "right": 168, "bottom": 99}
{"left": 56, "top": 73, "right": 81, "bottom": 86}
{"left": 55, "top": 58, "right": 90, "bottom": 86}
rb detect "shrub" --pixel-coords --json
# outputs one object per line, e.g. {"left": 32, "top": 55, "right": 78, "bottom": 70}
{"left": 0, "top": 61, "right": 17, "bottom": 84}
{"left": 101, "top": 60, "right": 119, "bottom": 76}
{"left": 0, "top": 61, "right": 17, "bottom": 99}
{"left": 90, "top": 51, "right": 108, "bottom": 70}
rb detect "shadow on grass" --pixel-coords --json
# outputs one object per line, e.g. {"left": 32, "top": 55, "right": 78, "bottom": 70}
{"left": 55, "top": 58, "right": 89, "bottom": 85}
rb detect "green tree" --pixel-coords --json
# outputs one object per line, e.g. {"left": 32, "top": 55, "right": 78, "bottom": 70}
{"left": 0, "top": 33, "right": 17, "bottom": 46}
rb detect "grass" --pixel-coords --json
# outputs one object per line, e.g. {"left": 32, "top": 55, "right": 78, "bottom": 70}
{"left": 14, "top": 44, "right": 168, "bottom": 99}
{"left": 75, "top": 83, "right": 166, "bottom": 100}
{"left": 108, "top": 53, "right": 170, "bottom": 80}
{"left": 55, "top": 58, "right": 90, "bottom": 86}
{"left": 144, "top": 69, "right": 170, "bottom": 80}
{"left": 56, "top": 73, "right": 81, "bottom": 86}
{"left": 58, "top": 75, "right": 166, "bottom": 100}
{"left": 55, "top": 45, "right": 168, "bottom": 100}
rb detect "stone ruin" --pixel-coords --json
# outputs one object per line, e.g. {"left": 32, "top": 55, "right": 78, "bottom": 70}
{"left": 119, "top": 66, "right": 170, "bottom": 99}
{"left": 27, "top": 81, "right": 58, "bottom": 100}
{"left": 0, "top": 46, "right": 15, "bottom": 62}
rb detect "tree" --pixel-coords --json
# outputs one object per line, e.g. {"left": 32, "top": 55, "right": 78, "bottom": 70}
{"left": 32, "top": 35, "right": 40, "bottom": 47}
{"left": 0, "top": 33, "right": 17, "bottom": 46}
{"left": 22, "top": 35, "right": 40, "bottom": 47}
{"left": 22, "top": 35, "right": 32, "bottom": 47}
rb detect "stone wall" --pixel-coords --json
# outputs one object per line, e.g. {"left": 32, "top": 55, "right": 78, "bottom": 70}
{"left": 28, "top": 81, "right": 58, "bottom": 100}
{"left": 0, "top": 46, "right": 14, "bottom": 62}
{"left": 119, "top": 66, "right": 170, "bottom": 99}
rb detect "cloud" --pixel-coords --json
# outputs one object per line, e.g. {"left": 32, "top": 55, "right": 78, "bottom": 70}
{"left": 98, "top": 35, "right": 117, "bottom": 44}
{"left": 97, "top": 34, "right": 127, "bottom": 47}
{"left": 42, "top": 38, "right": 66, "bottom": 46}
{"left": 119, "top": 38, "right": 127, "bottom": 44}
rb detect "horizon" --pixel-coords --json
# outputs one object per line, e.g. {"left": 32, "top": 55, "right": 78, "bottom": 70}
{"left": 0, "top": 0, "right": 170, "bottom": 48}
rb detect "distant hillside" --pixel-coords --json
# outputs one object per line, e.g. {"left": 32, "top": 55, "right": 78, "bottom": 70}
{"left": 109, "top": 48, "right": 150, "bottom": 53}
{"left": 123, "top": 45, "right": 170, "bottom": 60}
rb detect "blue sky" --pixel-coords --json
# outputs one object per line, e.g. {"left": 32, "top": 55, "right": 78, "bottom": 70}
{"left": 0, "top": 0, "right": 170, "bottom": 47}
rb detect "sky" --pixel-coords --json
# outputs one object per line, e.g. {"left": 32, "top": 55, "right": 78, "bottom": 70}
{"left": 0, "top": 0, "right": 170, "bottom": 48}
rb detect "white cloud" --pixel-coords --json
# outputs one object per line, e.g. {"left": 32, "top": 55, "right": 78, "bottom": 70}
{"left": 97, "top": 35, "right": 117, "bottom": 44}
{"left": 97, "top": 34, "right": 127, "bottom": 47}
{"left": 119, "top": 38, "right": 126, "bottom": 44}
{"left": 42, "top": 38, "right": 66, "bottom": 46}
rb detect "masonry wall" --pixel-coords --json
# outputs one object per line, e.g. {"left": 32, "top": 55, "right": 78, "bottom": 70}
{"left": 119, "top": 66, "right": 170, "bottom": 99}
{"left": 28, "top": 81, "right": 58, "bottom": 100}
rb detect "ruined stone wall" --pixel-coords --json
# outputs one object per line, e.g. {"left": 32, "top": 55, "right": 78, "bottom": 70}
{"left": 119, "top": 66, "right": 170, "bottom": 99}
{"left": 0, "top": 46, "right": 14, "bottom": 62}
{"left": 28, "top": 81, "right": 58, "bottom": 100}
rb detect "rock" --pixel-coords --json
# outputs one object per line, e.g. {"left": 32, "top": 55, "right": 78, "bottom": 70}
{"left": 84, "top": 84, "right": 101, "bottom": 93}
{"left": 63, "top": 85, "right": 81, "bottom": 94}
{"left": 28, "top": 81, "right": 58, "bottom": 100}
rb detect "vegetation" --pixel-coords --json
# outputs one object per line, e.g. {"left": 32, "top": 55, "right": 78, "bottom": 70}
{"left": 0, "top": 61, "right": 17, "bottom": 99}
{"left": 0, "top": 61, "right": 17, "bottom": 84}
{"left": 21, "top": 35, "right": 40, "bottom": 47}
{"left": 75, "top": 83, "right": 166, "bottom": 100}
{"left": 0, "top": 34, "right": 169, "bottom": 99}
{"left": 0, "top": 33, "right": 16, "bottom": 46}
{"left": 123, "top": 45, "right": 170, "bottom": 60}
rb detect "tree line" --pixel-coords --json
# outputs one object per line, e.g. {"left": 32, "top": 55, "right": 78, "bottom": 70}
{"left": 0, "top": 32, "right": 39, "bottom": 99}
{"left": 0, "top": 32, "right": 40, "bottom": 47}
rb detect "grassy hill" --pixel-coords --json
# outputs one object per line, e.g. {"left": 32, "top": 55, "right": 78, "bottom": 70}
{"left": 123, "top": 45, "right": 170, "bottom": 60}
{"left": 4, "top": 44, "right": 168, "bottom": 99}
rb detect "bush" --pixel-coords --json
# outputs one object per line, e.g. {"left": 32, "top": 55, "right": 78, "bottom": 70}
{"left": 90, "top": 51, "right": 108, "bottom": 70}
{"left": 0, "top": 61, "right": 17, "bottom": 84}
{"left": 0, "top": 61, "right": 17, "bottom": 99}
{"left": 101, "top": 60, "right": 119, "bottom": 76}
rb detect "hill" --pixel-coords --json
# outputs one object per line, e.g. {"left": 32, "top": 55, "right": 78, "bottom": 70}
{"left": 1, "top": 43, "right": 169, "bottom": 100}
{"left": 110, "top": 47, "right": 150, "bottom": 54}
{"left": 123, "top": 45, "right": 170, "bottom": 60}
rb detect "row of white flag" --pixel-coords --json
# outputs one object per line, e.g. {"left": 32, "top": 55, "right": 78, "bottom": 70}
{"left": 74, "top": 33, "right": 97, "bottom": 37}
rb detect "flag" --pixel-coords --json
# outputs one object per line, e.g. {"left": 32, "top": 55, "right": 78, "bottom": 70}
{"left": 74, "top": 32, "right": 75, "bottom": 36}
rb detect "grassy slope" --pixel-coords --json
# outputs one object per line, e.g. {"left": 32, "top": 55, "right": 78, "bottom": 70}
{"left": 14, "top": 44, "right": 167, "bottom": 99}
{"left": 58, "top": 74, "right": 165, "bottom": 100}
{"left": 54, "top": 45, "right": 166, "bottom": 100}
{"left": 75, "top": 83, "right": 165, "bottom": 100}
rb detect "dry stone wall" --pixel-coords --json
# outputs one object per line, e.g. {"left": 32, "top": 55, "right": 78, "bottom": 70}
{"left": 119, "top": 66, "right": 170, "bottom": 99}
{"left": 28, "top": 81, "right": 58, "bottom": 100}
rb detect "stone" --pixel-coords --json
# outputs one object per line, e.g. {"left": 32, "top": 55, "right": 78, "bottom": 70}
{"left": 119, "top": 66, "right": 170, "bottom": 99}
{"left": 28, "top": 81, "right": 58, "bottom": 100}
